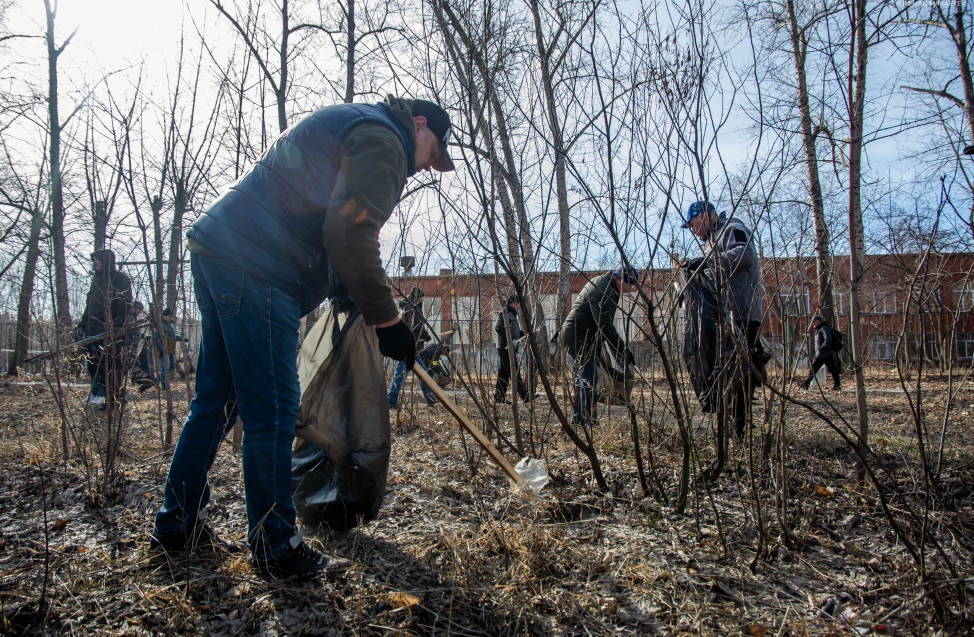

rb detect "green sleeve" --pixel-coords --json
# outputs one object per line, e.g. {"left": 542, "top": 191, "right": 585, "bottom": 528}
{"left": 322, "top": 123, "right": 407, "bottom": 325}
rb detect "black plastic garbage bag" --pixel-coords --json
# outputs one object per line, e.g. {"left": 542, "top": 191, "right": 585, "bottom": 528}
{"left": 680, "top": 259, "right": 769, "bottom": 412}
{"left": 680, "top": 259, "right": 735, "bottom": 413}
{"left": 291, "top": 302, "right": 390, "bottom": 531}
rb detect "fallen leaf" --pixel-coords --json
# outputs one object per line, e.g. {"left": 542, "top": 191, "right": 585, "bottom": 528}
{"left": 143, "top": 493, "right": 155, "bottom": 501}
{"left": 748, "top": 624, "right": 770, "bottom": 637}
{"left": 387, "top": 592, "right": 421, "bottom": 609}
{"left": 815, "top": 485, "right": 834, "bottom": 497}
{"left": 51, "top": 519, "right": 67, "bottom": 530}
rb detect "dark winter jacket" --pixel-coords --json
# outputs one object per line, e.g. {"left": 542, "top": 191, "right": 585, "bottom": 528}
{"left": 418, "top": 342, "right": 448, "bottom": 366}
{"left": 705, "top": 213, "right": 764, "bottom": 323}
{"left": 399, "top": 287, "right": 431, "bottom": 345}
{"left": 154, "top": 319, "right": 177, "bottom": 356}
{"left": 557, "top": 272, "right": 625, "bottom": 358}
{"left": 187, "top": 96, "right": 418, "bottom": 322}
{"left": 814, "top": 323, "right": 834, "bottom": 358}
{"left": 495, "top": 304, "right": 522, "bottom": 350}
{"left": 79, "top": 249, "right": 133, "bottom": 337}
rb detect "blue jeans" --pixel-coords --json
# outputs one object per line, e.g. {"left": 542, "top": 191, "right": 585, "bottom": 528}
{"left": 158, "top": 354, "right": 175, "bottom": 388}
{"left": 154, "top": 254, "right": 301, "bottom": 561}
{"left": 388, "top": 357, "right": 435, "bottom": 405}
{"left": 573, "top": 354, "right": 599, "bottom": 424}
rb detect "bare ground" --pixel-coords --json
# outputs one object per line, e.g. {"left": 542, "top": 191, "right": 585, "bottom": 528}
{"left": 1, "top": 373, "right": 973, "bottom": 636}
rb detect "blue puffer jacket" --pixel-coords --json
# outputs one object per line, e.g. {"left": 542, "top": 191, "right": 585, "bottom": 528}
{"left": 187, "top": 102, "right": 415, "bottom": 315}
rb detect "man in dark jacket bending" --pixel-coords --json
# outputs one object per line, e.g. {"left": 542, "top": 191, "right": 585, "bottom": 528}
{"left": 558, "top": 265, "right": 638, "bottom": 424}
{"left": 77, "top": 249, "right": 133, "bottom": 410}
{"left": 801, "top": 315, "right": 841, "bottom": 391}
{"left": 152, "top": 96, "right": 455, "bottom": 576}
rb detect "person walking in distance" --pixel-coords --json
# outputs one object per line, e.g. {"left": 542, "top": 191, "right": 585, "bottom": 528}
{"left": 387, "top": 286, "right": 436, "bottom": 408}
{"left": 801, "top": 315, "right": 842, "bottom": 391}
{"left": 152, "top": 96, "right": 455, "bottom": 576}
{"left": 494, "top": 295, "right": 531, "bottom": 404}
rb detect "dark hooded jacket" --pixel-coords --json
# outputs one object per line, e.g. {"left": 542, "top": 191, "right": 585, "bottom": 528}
{"left": 814, "top": 322, "right": 835, "bottom": 358}
{"left": 495, "top": 303, "right": 522, "bottom": 350}
{"left": 187, "top": 96, "right": 418, "bottom": 322}
{"left": 79, "top": 249, "right": 133, "bottom": 336}
{"left": 557, "top": 272, "right": 625, "bottom": 357}
{"left": 399, "top": 287, "right": 431, "bottom": 345}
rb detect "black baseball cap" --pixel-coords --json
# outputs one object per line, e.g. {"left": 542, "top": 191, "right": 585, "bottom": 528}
{"left": 411, "top": 99, "right": 455, "bottom": 172}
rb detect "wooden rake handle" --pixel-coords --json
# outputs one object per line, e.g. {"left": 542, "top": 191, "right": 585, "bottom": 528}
{"left": 412, "top": 362, "right": 526, "bottom": 487}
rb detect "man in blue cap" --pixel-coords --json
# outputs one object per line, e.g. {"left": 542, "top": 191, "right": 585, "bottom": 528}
{"left": 683, "top": 200, "right": 764, "bottom": 438}
{"left": 152, "top": 96, "right": 455, "bottom": 577}
{"left": 556, "top": 264, "right": 639, "bottom": 425}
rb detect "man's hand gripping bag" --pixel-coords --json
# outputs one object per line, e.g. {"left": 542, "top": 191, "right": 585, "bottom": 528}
{"left": 291, "top": 303, "right": 390, "bottom": 530}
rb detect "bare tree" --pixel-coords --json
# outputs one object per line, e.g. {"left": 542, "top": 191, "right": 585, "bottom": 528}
{"left": 902, "top": 1, "right": 974, "bottom": 238}
{"left": 0, "top": 139, "right": 48, "bottom": 375}
{"left": 782, "top": 0, "right": 837, "bottom": 325}
{"left": 209, "top": 0, "right": 327, "bottom": 132}
{"left": 43, "top": 0, "right": 80, "bottom": 325}
{"left": 526, "top": 0, "right": 597, "bottom": 327}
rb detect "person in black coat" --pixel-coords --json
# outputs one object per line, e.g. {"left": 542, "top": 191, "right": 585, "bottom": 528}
{"left": 494, "top": 295, "right": 531, "bottom": 403}
{"left": 77, "top": 249, "right": 133, "bottom": 409}
{"left": 801, "top": 315, "right": 841, "bottom": 391}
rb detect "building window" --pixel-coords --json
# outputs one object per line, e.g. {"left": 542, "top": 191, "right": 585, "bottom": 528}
{"left": 453, "top": 296, "right": 484, "bottom": 347}
{"left": 835, "top": 292, "right": 845, "bottom": 316}
{"left": 614, "top": 293, "right": 646, "bottom": 341}
{"left": 958, "top": 333, "right": 974, "bottom": 360}
{"left": 778, "top": 287, "right": 810, "bottom": 317}
{"left": 955, "top": 287, "right": 974, "bottom": 313}
{"left": 868, "top": 288, "right": 898, "bottom": 314}
{"left": 540, "top": 294, "right": 559, "bottom": 335}
{"left": 425, "top": 297, "right": 444, "bottom": 334}
{"left": 868, "top": 334, "right": 898, "bottom": 361}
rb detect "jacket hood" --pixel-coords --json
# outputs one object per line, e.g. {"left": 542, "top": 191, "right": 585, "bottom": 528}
{"left": 385, "top": 95, "right": 417, "bottom": 146}
{"left": 407, "top": 286, "right": 425, "bottom": 303}
{"left": 91, "top": 249, "right": 117, "bottom": 275}
{"left": 704, "top": 212, "right": 728, "bottom": 242}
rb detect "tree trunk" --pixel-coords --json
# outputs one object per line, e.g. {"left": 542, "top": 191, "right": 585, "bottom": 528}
{"left": 277, "top": 0, "right": 289, "bottom": 133}
{"left": 151, "top": 196, "right": 165, "bottom": 307}
{"left": 786, "top": 0, "right": 834, "bottom": 326}
{"left": 946, "top": 4, "right": 974, "bottom": 238}
{"left": 528, "top": 0, "right": 572, "bottom": 328}
{"left": 847, "top": 0, "right": 869, "bottom": 481}
{"left": 10, "top": 206, "right": 44, "bottom": 375}
{"left": 45, "top": 0, "right": 71, "bottom": 326}
{"left": 94, "top": 200, "right": 107, "bottom": 252}
{"left": 165, "top": 181, "right": 187, "bottom": 312}
{"left": 490, "top": 94, "right": 549, "bottom": 365}
{"left": 345, "top": 0, "right": 355, "bottom": 103}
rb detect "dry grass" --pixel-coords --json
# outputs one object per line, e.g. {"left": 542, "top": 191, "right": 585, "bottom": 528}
{"left": 1, "top": 371, "right": 972, "bottom": 636}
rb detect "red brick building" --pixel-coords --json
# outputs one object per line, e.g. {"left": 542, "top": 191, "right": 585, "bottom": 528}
{"left": 391, "top": 253, "right": 974, "bottom": 369}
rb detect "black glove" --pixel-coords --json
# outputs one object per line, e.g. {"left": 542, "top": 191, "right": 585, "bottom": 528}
{"left": 625, "top": 348, "right": 636, "bottom": 366}
{"left": 70, "top": 325, "right": 86, "bottom": 342}
{"left": 376, "top": 319, "right": 417, "bottom": 368}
